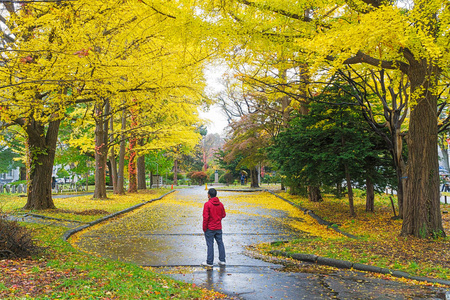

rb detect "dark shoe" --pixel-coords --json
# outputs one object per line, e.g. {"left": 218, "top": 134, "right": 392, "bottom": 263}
{"left": 201, "top": 262, "right": 213, "bottom": 268}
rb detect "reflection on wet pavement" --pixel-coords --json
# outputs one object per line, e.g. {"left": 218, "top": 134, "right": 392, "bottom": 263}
{"left": 72, "top": 187, "right": 450, "bottom": 300}
{"left": 73, "top": 188, "right": 304, "bottom": 267}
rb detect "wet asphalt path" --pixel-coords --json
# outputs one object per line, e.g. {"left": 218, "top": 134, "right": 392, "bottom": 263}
{"left": 73, "top": 187, "right": 450, "bottom": 299}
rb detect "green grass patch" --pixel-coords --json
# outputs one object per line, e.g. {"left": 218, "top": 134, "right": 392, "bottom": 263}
{"left": 0, "top": 191, "right": 226, "bottom": 299}
{"left": 255, "top": 190, "right": 450, "bottom": 281}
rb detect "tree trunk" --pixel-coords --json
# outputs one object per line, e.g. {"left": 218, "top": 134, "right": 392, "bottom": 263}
{"left": 128, "top": 147, "right": 137, "bottom": 193}
{"left": 85, "top": 169, "right": 89, "bottom": 192}
{"left": 116, "top": 108, "right": 126, "bottom": 194}
{"left": 23, "top": 119, "right": 60, "bottom": 210}
{"left": 128, "top": 111, "right": 137, "bottom": 193}
{"left": 137, "top": 155, "right": 146, "bottom": 190}
{"left": 93, "top": 100, "right": 109, "bottom": 199}
{"left": 109, "top": 113, "right": 118, "bottom": 193}
{"left": 150, "top": 171, "right": 153, "bottom": 188}
{"left": 250, "top": 166, "right": 259, "bottom": 188}
{"left": 173, "top": 159, "right": 178, "bottom": 185}
{"left": 344, "top": 164, "right": 356, "bottom": 216}
{"left": 395, "top": 160, "right": 406, "bottom": 218}
{"left": 402, "top": 64, "right": 445, "bottom": 237}
{"left": 19, "top": 166, "right": 26, "bottom": 181}
{"left": 388, "top": 120, "right": 406, "bottom": 218}
{"left": 336, "top": 181, "right": 343, "bottom": 198}
{"left": 365, "top": 177, "right": 375, "bottom": 212}
{"left": 308, "top": 186, "right": 322, "bottom": 202}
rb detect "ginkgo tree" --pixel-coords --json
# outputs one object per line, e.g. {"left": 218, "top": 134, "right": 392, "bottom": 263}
{"left": 200, "top": 0, "right": 449, "bottom": 238}
{"left": 0, "top": 0, "right": 213, "bottom": 208}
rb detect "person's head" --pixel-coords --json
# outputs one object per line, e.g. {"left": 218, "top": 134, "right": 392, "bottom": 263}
{"left": 208, "top": 188, "right": 217, "bottom": 198}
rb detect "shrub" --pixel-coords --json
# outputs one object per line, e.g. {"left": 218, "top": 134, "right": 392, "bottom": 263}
{"left": 0, "top": 211, "right": 42, "bottom": 258}
{"left": 220, "top": 172, "right": 235, "bottom": 185}
{"left": 189, "top": 171, "right": 207, "bottom": 185}
{"left": 87, "top": 175, "right": 110, "bottom": 186}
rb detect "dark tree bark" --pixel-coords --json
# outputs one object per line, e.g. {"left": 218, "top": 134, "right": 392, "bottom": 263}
{"left": 23, "top": 119, "right": 60, "bottom": 210}
{"left": 109, "top": 113, "right": 118, "bottom": 193}
{"left": 365, "top": 177, "right": 375, "bottom": 212}
{"left": 308, "top": 186, "right": 322, "bottom": 202}
{"left": 93, "top": 100, "right": 109, "bottom": 199}
{"left": 150, "top": 171, "right": 153, "bottom": 188}
{"left": 19, "top": 166, "right": 26, "bottom": 181}
{"left": 128, "top": 148, "right": 137, "bottom": 193}
{"left": 402, "top": 62, "right": 444, "bottom": 237}
{"left": 128, "top": 111, "right": 137, "bottom": 193}
{"left": 343, "top": 49, "right": 445, "bottom": 237}
{"left": 250, "top": 166, "right": 259, "bottom": 188}
{"left": 344, "top": 164, "right": 356, "bottom": 216}
{"left": 116, "top": 108, "right": 126, "bottom": 194}
{"left": 173, "top": 159, "right": 178, "bottom": 185}
{"left": 137, "top": 155, "right": 146, "bottom": 189}
{"left": 336, "top": 181, "right": 343, "bottom": 198}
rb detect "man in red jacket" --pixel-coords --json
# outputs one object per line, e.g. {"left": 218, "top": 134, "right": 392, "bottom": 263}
{"left": 202, "top": 188, "right": 226, "bottom": 268}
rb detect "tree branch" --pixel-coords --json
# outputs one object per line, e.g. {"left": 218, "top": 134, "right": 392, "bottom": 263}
{"left": 236, "top": 0, "right": 311, "bottom": 22}
{"left": 342, "top": 51, "right": 409, "bottom": 74}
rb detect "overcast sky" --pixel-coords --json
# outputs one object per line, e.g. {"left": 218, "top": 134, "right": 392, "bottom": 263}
{"left": 200, "top": 65, "right": 229, "bottom": 136}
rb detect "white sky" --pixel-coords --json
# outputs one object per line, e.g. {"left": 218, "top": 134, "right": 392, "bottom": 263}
{"left": 199, "top": 65, "right": 229, "bottom": 136}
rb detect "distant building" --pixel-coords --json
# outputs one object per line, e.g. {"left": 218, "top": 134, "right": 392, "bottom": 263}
{"left": 0, "top": 167, "right": 20, "bottom": 184}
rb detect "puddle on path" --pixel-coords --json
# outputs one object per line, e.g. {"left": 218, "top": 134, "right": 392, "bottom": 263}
{"left": 71, "top": 187, "right": 450, "bottom": 300}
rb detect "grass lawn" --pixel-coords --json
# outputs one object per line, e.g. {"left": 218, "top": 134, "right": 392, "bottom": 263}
{"left": 0, "top": 189, "right": 226, "bottom": 299}
{"left": 254, "top": 190, "right": 450, "bottom": 282}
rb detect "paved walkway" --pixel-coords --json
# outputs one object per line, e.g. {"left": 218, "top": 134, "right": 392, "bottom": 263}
{"left": 72, "top": 187, "right": 449, "bottom": 299}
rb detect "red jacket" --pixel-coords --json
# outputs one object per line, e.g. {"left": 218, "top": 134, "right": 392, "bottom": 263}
{"left": 203, "top": 197, "right": 226, "bottom": 232}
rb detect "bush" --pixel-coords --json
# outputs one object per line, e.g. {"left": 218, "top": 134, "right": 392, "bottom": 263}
{"left": 87, "top": 175, "right": 110, "bottom": 186}
{"left": 0, "top": 211, "right": 42, "bottom": 258}
{"left": 219, "top": 172, "right": 235, "bottom": 185}
{"left": 189, "top": 171, "right": 207, "bottom": 185}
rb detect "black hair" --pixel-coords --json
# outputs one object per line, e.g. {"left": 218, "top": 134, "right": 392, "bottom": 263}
{"left": 208, "top": 188, "right": 217, "bottom": 198}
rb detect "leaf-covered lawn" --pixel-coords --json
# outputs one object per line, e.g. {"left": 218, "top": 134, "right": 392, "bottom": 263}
{"left": 256, "top": 191, "right": 450, "bottom": 281}
{"left": 1, "top": 189, "right": 171, "bottom": 223}
{"left": 0, "top": 189, "right": 227, "bottom": 299}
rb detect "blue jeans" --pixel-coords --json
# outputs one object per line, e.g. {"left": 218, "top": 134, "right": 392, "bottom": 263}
{"left": 204, "top": 229, "right": 225, "bottom": 265}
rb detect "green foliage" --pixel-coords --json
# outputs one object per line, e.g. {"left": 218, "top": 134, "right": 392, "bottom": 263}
{"left": 87, "top": 175, "right": 110, "bottom": 186}
{"left": 0, "top": 146, "right": 20, "bottom": 174}
{"left": 261, "top": 170, "right": 281, "bottom": 184}
{"left": 215, "top": 149, "right": 246, "bottom": 179}
{"left": 270, "top": 87, "right": 395, "bottom": 194}
{"left": 219, "top": 172, "right": 235, "bottom": 184}
{"left": 9, "top": 180, "right": 26, "bottom": 186}
{"left": 145, "top": 151, "right": 173, "bottom": 176}
{"left": 207, "top": 168, "right": 224, "bottom": 182}
{"left": 56, "top": 168, "right": 70, "bottom": 179}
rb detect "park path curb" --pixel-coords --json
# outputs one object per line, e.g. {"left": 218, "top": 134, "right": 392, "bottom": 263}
{"left": 265, "top": 190, "right": 359, "bottom": 239}
{"left": 62, "top": 190, "right": 176, "bottom": 241}
{"left": 217, "top": 188, "right": 265, "bottom": 192}
{"left": 270, "top": 250, "right": 450, "bottom": 286}
{"left": 262, "top": 190, "right": 450, "bottom": 286}
{"left": 216, "top": 188, "right": 358, "bottom": 238}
